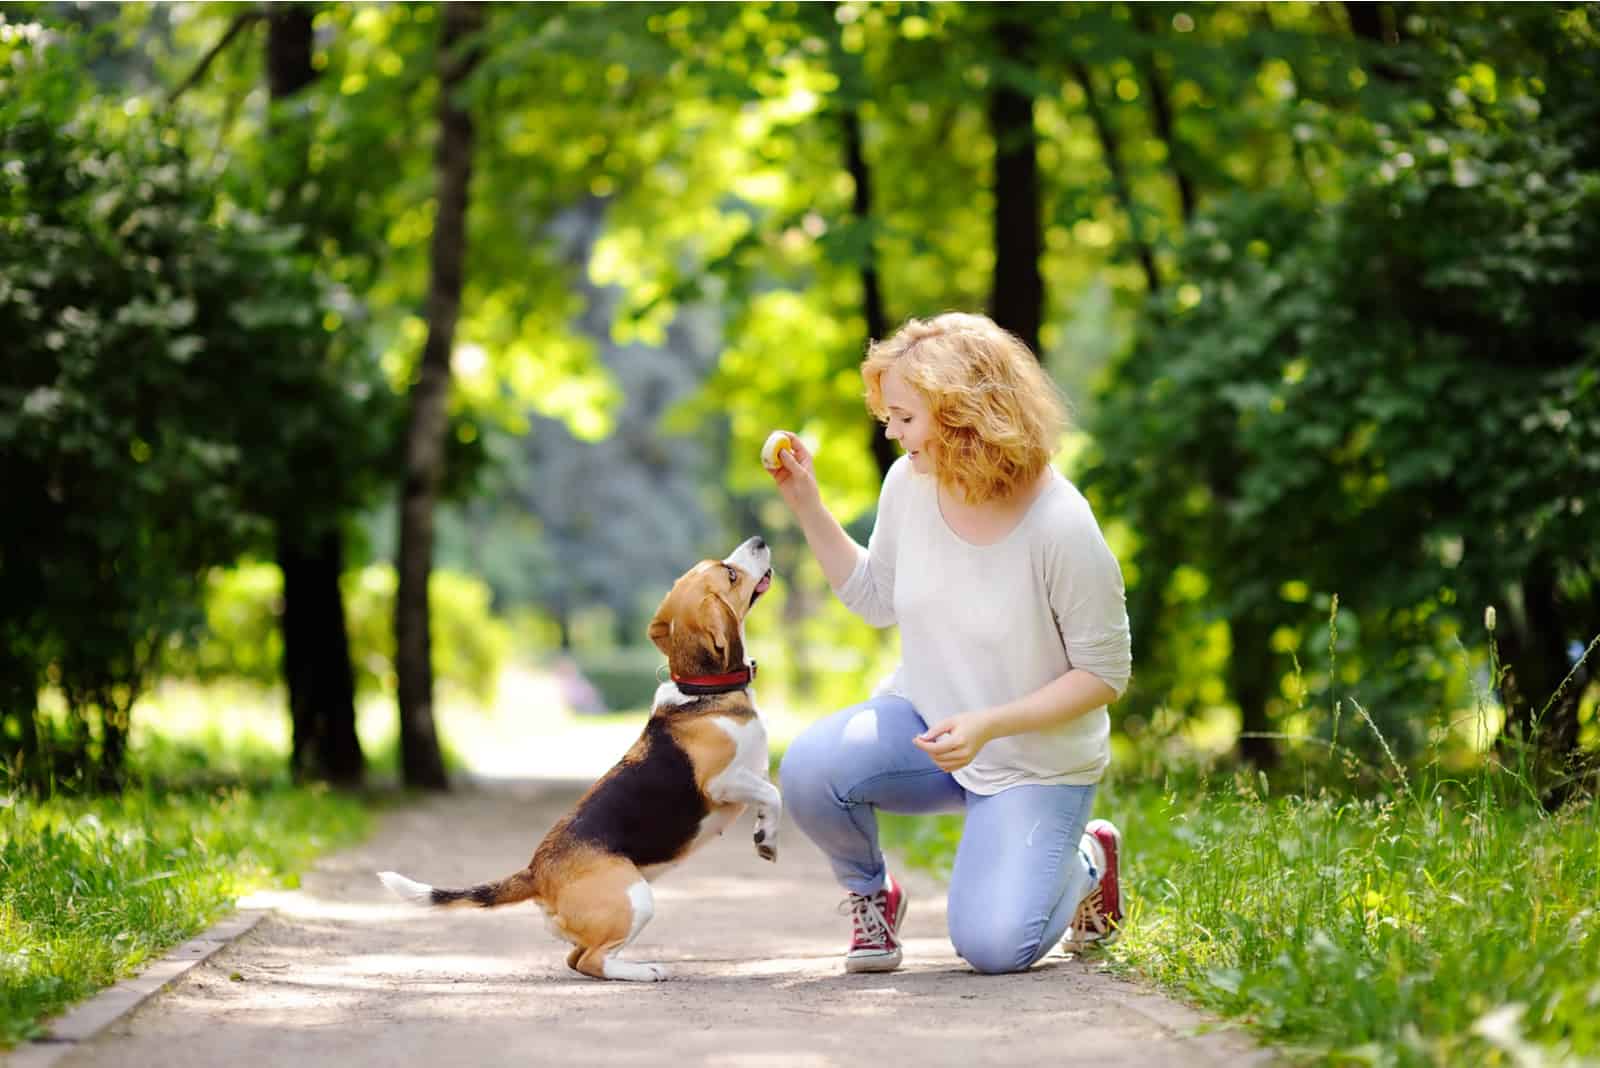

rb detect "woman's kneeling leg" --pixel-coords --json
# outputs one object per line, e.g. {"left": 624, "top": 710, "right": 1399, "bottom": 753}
{"left": 947, "top": 783, "right": 1097, "bottom": 974}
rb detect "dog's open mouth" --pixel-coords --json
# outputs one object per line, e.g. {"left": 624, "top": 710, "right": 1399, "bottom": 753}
{"left": 751, "top": 569, "right": 772, "bottom": 604}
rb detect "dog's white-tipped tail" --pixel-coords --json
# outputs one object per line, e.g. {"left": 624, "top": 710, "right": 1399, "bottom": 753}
{"left": 378, "top": 870, "right": 434, "bottom": 905}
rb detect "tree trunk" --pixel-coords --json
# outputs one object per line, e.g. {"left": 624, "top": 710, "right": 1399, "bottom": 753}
{"left": 395, "top": 3, "right": 482, "bottom": 791}
{"left": 0, "top": 644, "right": 47, "bottom": 793}
{"left": 267, "top": 4, "right": 365, "bottom": 787}
{"left": 987, "top": 11, "right": 1044, "bottom": 359}
{"left": 1212, "top": 459, "right": 1280, "bottom": 768}
{"left": 97, "top": 703, "right": 129, "bottom": 794}
{"left": 267, "top": 5, "right": 315, "bottom": 98}
{"left": 1229, "top": 616, "right": 1280, "bottom": 770}
{"left": 1496, "top": 559, "right": 1592, "bottom": 805}
{"left": 1343, "top": 2, "right": 1413, "bottom": 83}
{"left": 1343, "top": 2, "right": 1394, "bottom": 46}
{"left": 279, "top": 528, "right": 364, "bottom": 785}
{"left": 840, "top": 106, "right": 898, "bottom": 478}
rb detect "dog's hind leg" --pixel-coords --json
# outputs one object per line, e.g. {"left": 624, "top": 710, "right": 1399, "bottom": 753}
{"left": 564, "top": 942, "right": 661, "bottom": 982}
{"left": 557, "top": 864, "right": 666, "bottom": 982}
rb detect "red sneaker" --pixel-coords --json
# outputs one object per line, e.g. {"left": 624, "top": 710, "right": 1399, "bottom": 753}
{"left": 841, "top": 872, "right": 908, "bottom": 973}
{"left": 1063, "top": 819, "right": 1123, "bottom": 952}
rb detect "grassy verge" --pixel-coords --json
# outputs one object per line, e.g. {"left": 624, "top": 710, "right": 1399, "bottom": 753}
{"left": 881, "top": 774, "right": 1599, "bottom": 1065}
{"left": 0, "top": 783, "right": 371, "bottom": 1048}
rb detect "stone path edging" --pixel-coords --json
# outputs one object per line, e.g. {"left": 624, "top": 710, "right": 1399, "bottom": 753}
{"left": 5, "top": 910, "right": 267, "bottom": 1068}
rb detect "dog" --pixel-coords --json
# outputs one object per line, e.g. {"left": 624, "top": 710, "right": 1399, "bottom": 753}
{"left": 377, "top": 536, "right": 780, "bottom": 982}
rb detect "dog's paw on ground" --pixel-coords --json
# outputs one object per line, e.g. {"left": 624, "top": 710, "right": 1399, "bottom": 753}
{"left": 604, "top": 960, "right": 669, "bottom": 982}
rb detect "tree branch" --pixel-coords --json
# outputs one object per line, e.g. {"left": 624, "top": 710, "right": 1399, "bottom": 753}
{"left": 1131, "top": 8, "right": 1194, "bottom": 225}
{"left": 166, "top": 9, "right": 264, "bottom": 109}
{"left": 1068, "top": 58, "right": 1161, "bottom": 295}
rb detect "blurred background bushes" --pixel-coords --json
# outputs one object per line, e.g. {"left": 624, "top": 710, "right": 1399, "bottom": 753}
{"left": 161, "top": 564, "right": 511, "bottom": 707}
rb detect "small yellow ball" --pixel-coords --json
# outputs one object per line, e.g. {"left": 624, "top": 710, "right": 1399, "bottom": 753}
{"left": 761, "top": 430, "right": 795, "bottom": 470}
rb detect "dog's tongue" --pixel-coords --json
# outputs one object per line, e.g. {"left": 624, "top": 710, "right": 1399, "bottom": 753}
{"left": 755, "top": 572, "right": 772, "bottom": 594}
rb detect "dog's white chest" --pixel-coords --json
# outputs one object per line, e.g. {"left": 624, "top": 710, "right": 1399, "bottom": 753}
{"left": 690, "top": 716, "right": 768, "bottom": 846}
{"left": 709, "top": 713, "right": 769, "bottom": 777}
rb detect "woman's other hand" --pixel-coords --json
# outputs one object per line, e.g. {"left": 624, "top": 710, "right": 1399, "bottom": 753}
{"left": 912, "top": 712, "right": 994, "bottom": 773}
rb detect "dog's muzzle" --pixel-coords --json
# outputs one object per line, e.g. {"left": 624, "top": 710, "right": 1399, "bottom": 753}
{"left": 724, "top": 537, "right": 774, "bottom": 605}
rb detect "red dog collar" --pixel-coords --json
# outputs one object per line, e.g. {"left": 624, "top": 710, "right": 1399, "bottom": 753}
{"left": 672, "top": 661, "right": 756, "bottom": 696}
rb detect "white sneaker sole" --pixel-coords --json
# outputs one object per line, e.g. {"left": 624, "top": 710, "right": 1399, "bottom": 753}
{"left": 845, "top": 948, "right": 903, "bottom": 973}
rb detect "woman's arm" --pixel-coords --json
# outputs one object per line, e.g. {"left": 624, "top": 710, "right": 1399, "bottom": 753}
{"left": 914, "top": 668, "right": 1117, "bottom": 772}
{"left": 774, "top": 446, "right": 865, "bottom": 591}
{"left": 767, "top": 433, "right": 900, "bottom": 626}
{"left": 976, "top": 668, "right": 1118, "bottom": 737}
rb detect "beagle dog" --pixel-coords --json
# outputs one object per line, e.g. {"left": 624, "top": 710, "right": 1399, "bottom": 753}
{"left": 378, "top": 537, "right": 780, "bottom": 982}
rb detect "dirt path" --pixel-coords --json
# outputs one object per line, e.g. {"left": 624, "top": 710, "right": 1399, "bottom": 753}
{"left": 53, "top": 778, "right": 1268, "bottom": 1067}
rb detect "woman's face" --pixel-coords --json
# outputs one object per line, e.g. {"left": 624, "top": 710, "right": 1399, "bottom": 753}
{"left": 880, "top": 363, "right": 935, "bottom": 474}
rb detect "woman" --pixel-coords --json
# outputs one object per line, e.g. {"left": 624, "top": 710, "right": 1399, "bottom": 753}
{"left": 767, "top": 312, "right": 1131, "bottom": 975}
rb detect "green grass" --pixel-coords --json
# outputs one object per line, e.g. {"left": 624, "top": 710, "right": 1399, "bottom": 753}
{"left": 0, "top": 783, "right": 371, "bottom": 1048}
{"left": 882, "top": 772, "right": 1600, "bottom": 1066}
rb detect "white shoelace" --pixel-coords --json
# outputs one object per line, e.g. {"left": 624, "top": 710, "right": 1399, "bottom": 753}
{"left": 840, "top": 891, "right": 898, "bottom": 948}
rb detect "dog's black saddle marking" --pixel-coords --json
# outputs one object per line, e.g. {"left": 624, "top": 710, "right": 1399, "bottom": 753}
{"left": 565, "top": 718, "right": 709, "bottom": 866}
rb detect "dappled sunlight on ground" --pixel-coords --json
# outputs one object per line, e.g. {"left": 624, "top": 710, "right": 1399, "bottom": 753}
{"left": 235, "top": 889, "right": 440, "bottom": 925}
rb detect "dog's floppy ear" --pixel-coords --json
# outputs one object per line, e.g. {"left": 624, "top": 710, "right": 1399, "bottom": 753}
{"left": 675, "top": 593, "right": 742, "bottom": 676}
{"left": 647, "top": 598, "right": 673, "bottom": 656}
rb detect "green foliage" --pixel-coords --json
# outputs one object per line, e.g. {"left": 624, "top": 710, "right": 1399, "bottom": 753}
{"left": 1113, "top": 777, "right": 1600, "bottom": 1066}
{"left": 0, "top": 782, "right": 371, "bottom": 1047}
{"left": 0, "top": 16, "right": 394, "bottom": 789}
{"left": 342, "top": 566, "right": 512, "bottom": 707}
{"left": 162, "top": 564, "right": 510, "bottom": 707}
{"left": 883, "top": 775, "right": 1600, "bottom": 1065}
{"left": 1084, "top": 7, "right": 1600, "bottom": 756}
{"left": 164, "top": 565, "right": 285, "bottom": 688}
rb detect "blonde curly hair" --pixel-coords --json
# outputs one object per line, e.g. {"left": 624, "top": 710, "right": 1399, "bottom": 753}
{"left": 862, "top": 312, "right": 1066, "bottom": 503}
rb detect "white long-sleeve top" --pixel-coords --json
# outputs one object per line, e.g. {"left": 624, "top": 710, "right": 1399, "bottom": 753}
{"left": 835, "top": 456, "right": 1132, "bottom": 793}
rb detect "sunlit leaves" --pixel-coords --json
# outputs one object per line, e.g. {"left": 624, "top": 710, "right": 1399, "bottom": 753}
{"left": 1084, "top": 8, "right": 1600, "bottom": 752}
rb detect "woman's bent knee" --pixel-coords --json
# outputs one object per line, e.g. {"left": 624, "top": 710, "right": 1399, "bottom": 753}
{"left": 951, "top": 921, "right": 1042, "bottom": 975}
{"left": 780, "top": 699, "right": 915, "bottom": 797}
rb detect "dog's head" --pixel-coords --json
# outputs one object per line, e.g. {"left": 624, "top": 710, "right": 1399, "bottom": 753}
{"left": 647, "top": 537, "right": 773, "bottom": 680}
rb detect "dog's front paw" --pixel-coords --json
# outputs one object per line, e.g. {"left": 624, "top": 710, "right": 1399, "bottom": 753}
{"left": 754, "top": 820, "right": 779, "bottom": 862}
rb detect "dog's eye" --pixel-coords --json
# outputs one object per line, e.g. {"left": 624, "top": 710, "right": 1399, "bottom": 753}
{"left": 725, "top": 565, "right": 739, "bottom": 585}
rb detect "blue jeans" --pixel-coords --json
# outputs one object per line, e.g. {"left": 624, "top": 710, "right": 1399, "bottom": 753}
{"left": 779, "top": 696, "right": 1098, "bottom": 974}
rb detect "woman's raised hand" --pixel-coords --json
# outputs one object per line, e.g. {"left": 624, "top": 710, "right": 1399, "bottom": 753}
{"left": 764, "top": 431, "right": 820, "bottom": 513}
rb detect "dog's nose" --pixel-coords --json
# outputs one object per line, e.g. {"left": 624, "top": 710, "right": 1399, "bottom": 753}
{"left": 752, "top": 537, "right": 766, "bottom": 551}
